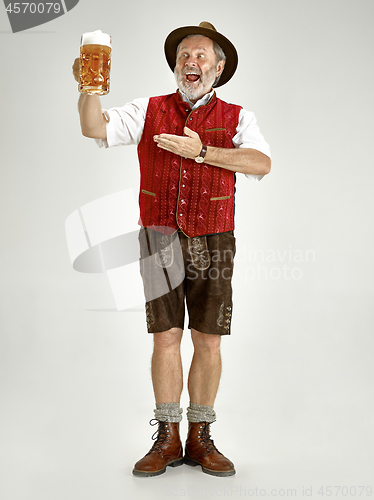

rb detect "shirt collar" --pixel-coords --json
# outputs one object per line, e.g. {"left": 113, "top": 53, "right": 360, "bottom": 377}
{"left": 178, "top": 89, "right": 215, "bottom": 110}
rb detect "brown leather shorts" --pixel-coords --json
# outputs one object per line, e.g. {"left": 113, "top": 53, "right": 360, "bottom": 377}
{"left": 138, "top": 228, "right": 236, "bottom": 335}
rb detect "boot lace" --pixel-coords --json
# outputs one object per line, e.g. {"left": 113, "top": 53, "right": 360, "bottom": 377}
{"left": 149, "top": 419, "right": 169, "bottom": 453}
{"left": 198, "top": 421, "right": 217, "bottom": 453}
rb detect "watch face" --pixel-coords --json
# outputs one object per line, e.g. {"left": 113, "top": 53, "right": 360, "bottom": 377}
{"left": 195, "top": 156, "right": 204, "bottom": 163}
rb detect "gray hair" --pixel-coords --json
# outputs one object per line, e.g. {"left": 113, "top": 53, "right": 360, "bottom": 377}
{"left": 176, "top": 34, "right": 226, "bottom": 87}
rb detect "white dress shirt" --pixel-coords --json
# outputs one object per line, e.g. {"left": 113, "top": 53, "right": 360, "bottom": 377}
{"left": 96, "top": 90, "right": 271, "bottom": 181}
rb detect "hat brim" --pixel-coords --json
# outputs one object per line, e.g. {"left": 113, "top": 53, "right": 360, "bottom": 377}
{"left": 164, "top": 25, "right": 238, "bottom": 87}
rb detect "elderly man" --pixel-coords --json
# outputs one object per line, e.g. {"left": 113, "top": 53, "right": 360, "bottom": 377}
{"left": 73, "top": 22, "right": 271, "bottom": 477}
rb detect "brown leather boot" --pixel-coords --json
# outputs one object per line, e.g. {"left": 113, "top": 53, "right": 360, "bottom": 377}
{"left": 132, "top": 419, "right": 184, "bottom": 477}
{"left": 184, "top": 421, "right": 236, "bottom": 476}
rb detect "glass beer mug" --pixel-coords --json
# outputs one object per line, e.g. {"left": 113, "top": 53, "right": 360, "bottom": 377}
{"left": 79, "top": 30, "right": 112, "bottom": 95}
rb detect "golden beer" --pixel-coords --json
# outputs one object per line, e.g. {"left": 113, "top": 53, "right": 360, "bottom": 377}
{"left": 79, "top": 30, "right": 112, "bottom": 95}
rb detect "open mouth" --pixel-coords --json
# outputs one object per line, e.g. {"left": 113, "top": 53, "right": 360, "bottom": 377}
{"left": 184, "top": 72, "right": 201, "bottom": 83}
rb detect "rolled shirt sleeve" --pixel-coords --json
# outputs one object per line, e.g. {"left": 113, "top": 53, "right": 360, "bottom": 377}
{"left": 95, "top": 97, "right": 149, "bottom": 148}
{"left": 233, "top": 109, "right": 271, "bottom": 181}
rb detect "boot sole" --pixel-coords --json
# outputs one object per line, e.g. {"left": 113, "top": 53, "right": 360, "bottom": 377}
{"left": 184, "top": 456, "right": 236, "bottom": 477}
{"left": 132, "top": 457, "right": 184, "bottom": 477}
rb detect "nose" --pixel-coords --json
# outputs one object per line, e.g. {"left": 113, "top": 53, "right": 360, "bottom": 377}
{"left": 184, "top": 56, "right": 198, "bottom": 67}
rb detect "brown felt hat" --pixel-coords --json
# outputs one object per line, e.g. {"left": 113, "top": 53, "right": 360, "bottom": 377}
{"left": 164, "top": 21, "right": 238, "bottom": 87}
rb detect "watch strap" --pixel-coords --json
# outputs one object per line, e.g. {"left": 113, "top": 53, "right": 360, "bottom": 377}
{"left": 195, "top": 144, "right": 207, "bottom": 162}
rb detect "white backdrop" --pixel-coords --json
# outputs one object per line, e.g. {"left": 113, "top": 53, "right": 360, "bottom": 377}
{"left": 1, "top": 1, "right": 373, "bottom": 499}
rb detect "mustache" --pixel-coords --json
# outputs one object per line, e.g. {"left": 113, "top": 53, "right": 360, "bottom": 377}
{"left": 181, "top": 67, "right": 202, "bottom": 77}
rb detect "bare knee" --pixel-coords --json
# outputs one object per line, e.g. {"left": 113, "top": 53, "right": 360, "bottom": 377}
{"left": 153, "top": 327, "right": 183, "bottom": 352}
{"left": 191, "top": 329, "right": 221, "bottom": 355}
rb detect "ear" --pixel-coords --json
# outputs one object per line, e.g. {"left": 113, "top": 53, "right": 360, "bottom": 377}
{"left": 216, "top": 60, "right": 225, "bottom": 77}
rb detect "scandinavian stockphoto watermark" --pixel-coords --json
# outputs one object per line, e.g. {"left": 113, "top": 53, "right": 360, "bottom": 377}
{"left": 235, "top": 244, "right": 316, "bottom": 282}
{"left": 65, "top": 190, "right": 316, "bottom": 310}
{"left": 3, "top": 0, "right": 79, "bottom": 32}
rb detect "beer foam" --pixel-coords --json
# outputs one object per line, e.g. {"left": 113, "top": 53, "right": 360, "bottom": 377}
{"left": 81, "top": 30, "right": 111, "bottom": 48}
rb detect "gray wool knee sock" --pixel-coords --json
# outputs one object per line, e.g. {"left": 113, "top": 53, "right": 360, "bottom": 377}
{"left": 154, "top": 402, "right": 183, "bottom": 423}
{"left": 187, "top": 402, "right": 216, "bottom": 423}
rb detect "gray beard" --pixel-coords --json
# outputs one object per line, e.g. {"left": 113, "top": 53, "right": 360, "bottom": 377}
{"left": 174, "top": 66, "right": 217, "bottom": 102}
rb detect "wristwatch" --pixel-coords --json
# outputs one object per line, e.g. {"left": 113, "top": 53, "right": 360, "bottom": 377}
{"left": 194, "top": 145, "right": 207, "bottom": 163}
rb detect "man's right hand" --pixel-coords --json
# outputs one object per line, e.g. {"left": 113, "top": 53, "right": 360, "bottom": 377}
{"left": 72, "top": 57, "right": 80, "bottom": 82}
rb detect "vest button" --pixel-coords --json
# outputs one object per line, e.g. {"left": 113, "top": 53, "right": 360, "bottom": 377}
{"left": 189, "top": 117, "right": 193, "bottom": 121}
{"left": 182, "top": 184, "right": 185, "bottom": 187}
{"left": 179, "top": 213, "right": 183, "bottom": 217}
{"left": 183, "top": 170, "right": 186, "bottom": 173}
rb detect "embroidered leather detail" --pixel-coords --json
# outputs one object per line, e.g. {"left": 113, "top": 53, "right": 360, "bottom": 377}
{"left": 217, "top": 303, "right": 225, "bottom": 327}
{"left": 141, "top": 189, "right": 156, "bottom": 197}
{"left": 217, "top": 304, "right": 232, "bottom": 330}
{"left": 146, "top": 303, "right": 155, "bottom": 328}
{"left": 210, "top": 196, "right": 231, "bottom": 201}
{"left": 188, "top": 236, "right": 211, "bottom": 270}
{"left": 155, "top": 233, "right": 173, "bottom": 268}
{"left": 224, "top": 305, "right": 232, "bottom": 331}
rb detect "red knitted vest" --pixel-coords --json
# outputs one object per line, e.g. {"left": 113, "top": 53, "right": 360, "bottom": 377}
{"left": 137, "top": 91, "right": 241, "bottom": 237}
